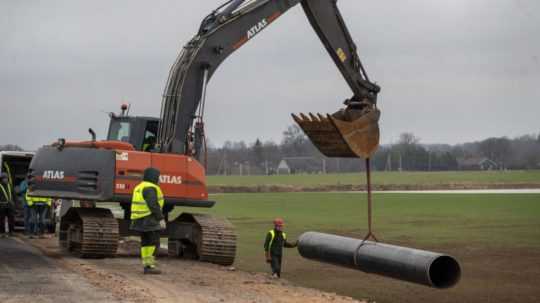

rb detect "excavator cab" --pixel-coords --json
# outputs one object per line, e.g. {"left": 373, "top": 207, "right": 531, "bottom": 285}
{"left": 107, "top": 115, "right": 159, "bottom": 152}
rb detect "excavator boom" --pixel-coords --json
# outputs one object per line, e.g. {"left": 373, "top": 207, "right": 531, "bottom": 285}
{"left": 159, "top": 0, "right": 381, "bottom": 158}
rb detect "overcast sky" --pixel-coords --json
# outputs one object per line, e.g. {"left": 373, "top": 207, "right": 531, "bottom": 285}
{"left": 1, "top": 0, "right": 539, "bottom": 150}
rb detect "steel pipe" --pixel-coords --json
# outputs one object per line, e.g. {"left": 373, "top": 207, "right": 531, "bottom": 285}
{"left": 298, "top": 232, "right": 461, "bottom": 289}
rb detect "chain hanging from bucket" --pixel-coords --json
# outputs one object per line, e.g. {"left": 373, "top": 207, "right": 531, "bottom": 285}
{"left": 362, "top": 158, "right": 378, "bottom": 242}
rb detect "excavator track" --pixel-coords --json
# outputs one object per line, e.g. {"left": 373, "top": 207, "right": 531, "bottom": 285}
{"left": 194, "top": 214, "right": 237, "bottom": 265}
{"left": 168, "top": 213, "right": 236, "bottom": 266}
{"left": 59, "top": 207, "right": 119, "bottom": 258}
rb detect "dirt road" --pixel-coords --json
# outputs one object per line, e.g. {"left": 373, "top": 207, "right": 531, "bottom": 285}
{"left": 0, "top": 236, "right": 364, "bottom": 303}
{"left": 0, "top": 237, "right": 122, "bottom": 303}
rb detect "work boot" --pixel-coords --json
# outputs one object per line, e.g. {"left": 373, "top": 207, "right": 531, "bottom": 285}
{"left": 143, "top": 266, "right": 162, "bottom": 275}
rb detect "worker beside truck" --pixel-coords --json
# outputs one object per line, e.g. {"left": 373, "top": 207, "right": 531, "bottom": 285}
{"left": 17, "top": 176, "right": 32, "bottom": 236}
{"left": 0, "top": 173, "right": 15, "bottom": 237}
{"left": 26, "top": 191, "right": 52, "bottom": 238}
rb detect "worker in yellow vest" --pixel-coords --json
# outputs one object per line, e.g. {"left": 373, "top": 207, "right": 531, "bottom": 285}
{"left": 263, "top": 218, "right": 298, "bottom": 278}
{"left": 26, "top": 191, "right": 52, "bottom": 238}
{"left": 0, "top": 173, "right": 15, "bottom": 237}
{"left": 130, "top": 167, "right": 165, "bottom": 275}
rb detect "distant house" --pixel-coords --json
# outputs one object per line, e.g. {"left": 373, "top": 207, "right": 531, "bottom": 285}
{"left": 277, "top": 157, "right": 323, "bottom": 174}
{"left": 277, "top": 160, "right": 291, "bottom": 175}
{"left": 457, "top": 157, "right": 498, "bottom": 171}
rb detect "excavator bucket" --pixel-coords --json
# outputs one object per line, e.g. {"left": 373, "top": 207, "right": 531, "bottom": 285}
{"left": 292, "top": 107, "right": 380, "bottom": 159}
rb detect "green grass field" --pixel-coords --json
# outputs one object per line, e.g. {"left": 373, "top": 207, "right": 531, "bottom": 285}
{"left": 172, "top": 192, "right": 540, "bottom": 303}
{"left": 207, "top": 170, "right": 540, "bottom": 187}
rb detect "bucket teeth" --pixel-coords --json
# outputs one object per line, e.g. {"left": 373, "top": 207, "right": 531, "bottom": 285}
{"left": 300, "top": 113, "right": 310, "bottom": 121}
{"left": 292, "top": 107, "right": 380, "bottom": 158}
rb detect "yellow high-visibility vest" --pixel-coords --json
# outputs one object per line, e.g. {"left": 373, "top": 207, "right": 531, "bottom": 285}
{"left": 130, "top": 181, "right": 164, "bottom": 220}
{"left": 268, "top": 229, "right": 287, "bottom": 250}
{"left": 25, "top": 192, "right": 52, "bottom": 207}
{"left": 3, "top": 163, "right": 13, "bottom": 199}
{"left": 0, "top": 184, "right": 10, "bottom": 203}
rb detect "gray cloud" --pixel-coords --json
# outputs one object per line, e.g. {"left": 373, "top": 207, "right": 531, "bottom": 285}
{"left": 1, "top": 0, "right": 539, "bottom": 150}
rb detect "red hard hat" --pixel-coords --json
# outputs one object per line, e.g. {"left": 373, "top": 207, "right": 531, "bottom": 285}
{"left": 273, "top": 218, "right": 284, "bottom": 226}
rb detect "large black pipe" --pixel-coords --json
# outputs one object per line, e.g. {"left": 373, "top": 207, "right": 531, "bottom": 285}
{"left": 298, "top": 232, "right": 461, "bottom": 289}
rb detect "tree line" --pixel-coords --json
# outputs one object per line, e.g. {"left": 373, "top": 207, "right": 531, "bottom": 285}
{"left": 205, "top": 126, "right": 540, "bottom": 175}
{"left": 2, "top": 129, "right": 539, "bottom": 174}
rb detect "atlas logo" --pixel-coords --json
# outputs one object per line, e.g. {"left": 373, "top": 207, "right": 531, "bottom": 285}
{"left": 233, "top": 12, "right": 281, "bottom": 50}
{"left": 160, "top": 175, "right": 182, "bottom": 185}
{"left": 42, "top": 170, "right": 65, "bottom": 180}
{"left": 247, "top": 18, "right": 268, "bottom": 39}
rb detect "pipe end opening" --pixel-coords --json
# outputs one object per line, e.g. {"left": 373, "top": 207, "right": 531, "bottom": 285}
{"left": 429, "top": 255, "right": 461, "bottom": 289}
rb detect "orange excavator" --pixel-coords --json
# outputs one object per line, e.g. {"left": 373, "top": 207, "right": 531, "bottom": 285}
{"left": 28, "top": 0, "right": 381, "bottom": 265}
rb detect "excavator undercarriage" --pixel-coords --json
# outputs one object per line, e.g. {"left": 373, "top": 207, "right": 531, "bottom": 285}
{"left": 58, "top": 206, "right": 237, "bottom": 265}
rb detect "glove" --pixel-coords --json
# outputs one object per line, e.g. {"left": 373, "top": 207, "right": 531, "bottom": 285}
{"left": 159, "top": 220, "right": 167, "bottom": 230}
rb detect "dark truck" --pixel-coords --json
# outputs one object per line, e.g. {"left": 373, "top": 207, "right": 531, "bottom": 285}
{"left": 1, "top": 151, "right": 56, "bottom": 232}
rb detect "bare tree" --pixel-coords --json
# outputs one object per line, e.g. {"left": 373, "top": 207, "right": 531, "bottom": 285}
{"left": 479, "top": 137, "right": 512, "bottom": 167}
{"left": 251, "top": 138, "right": 264, "bottom": 168}
{"left": 398, "top": 132, "right": 420, "bottom": 146}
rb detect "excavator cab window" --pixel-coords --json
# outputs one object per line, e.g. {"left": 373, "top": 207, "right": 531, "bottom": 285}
{"left": 108, "top": 120, "right": 131, "bottom": 143}
{"left": 142, "top": 121, "right": 158, "bottom": 152}
{"left": 107, "top": 116, "right": 160, "bottom": 151}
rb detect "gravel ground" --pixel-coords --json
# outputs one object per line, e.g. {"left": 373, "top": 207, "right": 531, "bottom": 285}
{"left": 1, "top": 236, "right": 365, "bottom": 303}
{"left": 0, "top": 237, "right": 124, "bottom": 303}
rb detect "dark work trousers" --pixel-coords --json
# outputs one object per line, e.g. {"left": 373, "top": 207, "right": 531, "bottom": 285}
{"left": 0, "top": 206, "right": 15, "bottom": 234}
{"left": 270, "top": 254, "right": 283, "bottom": 277}
{"left": 139, "top": 230, "right": 161, "bottom": 252}
{"left": 23, "top": 205, "right": 32, "bottom": 234}
{"left": 140, "top": 231, "right": 161, "bottom": 254}
{"left": 31, "top": 204, "right": 49, "bottom": 235}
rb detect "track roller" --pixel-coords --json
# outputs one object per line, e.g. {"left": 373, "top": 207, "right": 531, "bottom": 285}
{"left": 59, "top": 207, "right": 119, "bottom": 258}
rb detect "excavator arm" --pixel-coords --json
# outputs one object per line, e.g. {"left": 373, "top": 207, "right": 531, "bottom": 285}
{"left": 158, "top": 0, "right": 381, "bottom": 158}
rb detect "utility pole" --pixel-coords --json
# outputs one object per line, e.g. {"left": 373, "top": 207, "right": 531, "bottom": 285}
{"left": 386, "top": 153, "right": 392, "bottom": 171}
{"left": 428, "top": 150, "right": 432, "bottom": 171}
{"left": 398, "top": 152, "right": 403, "bottom": 172}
